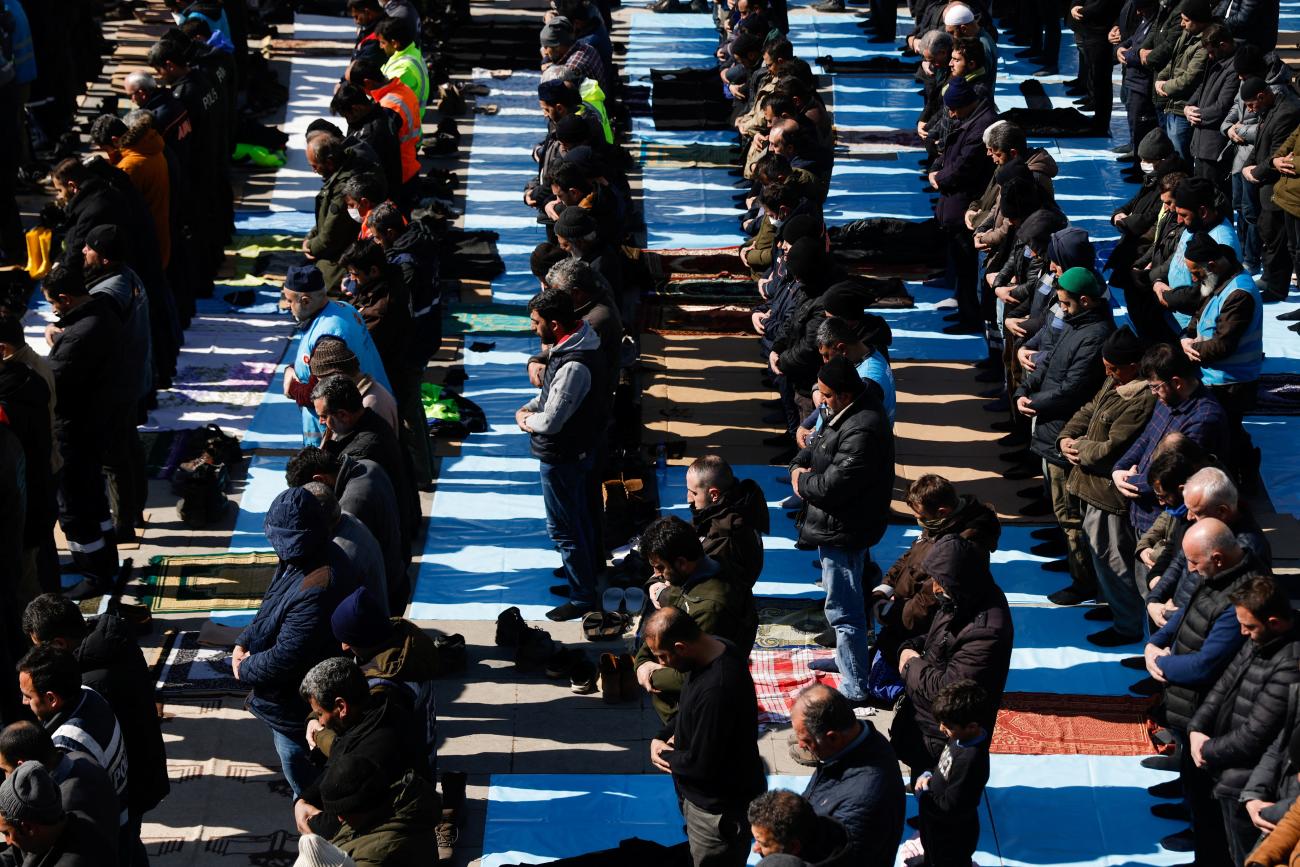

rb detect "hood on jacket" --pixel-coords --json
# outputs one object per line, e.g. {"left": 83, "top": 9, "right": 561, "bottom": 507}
{"left": 856, "top": 313, "right": 893, "bottom": 352}
{"left": 1046, "top": 226, "right": 1096, "bottom": 271}
{"left": 125, "top": 128, "right": 166, "bottom": 158}
{"left": 1016, "top": 207, "right": 1069, "bottom": 252}
{"left": 923, "top": 535, "right": 993, "bottom": 607}
{"left": 929, "top": 493, "right": 1002, "bottom": 552}
{"left": 695, "top": 476, "right": 771, "bottom": 536}
{"left": 390, "top": 217, "right": 438, "bottom": 258}
{"left": 1026, "top": 147, "right": 1060, "bottom": 180}
{"left": 265, "top": 487, "right": 331, "bottom": 561}
{"left": 75, "top": 612, "right": 138, "bottom": 672}
{"left": 553, "top": 319, "right": 601, "bottom": 355}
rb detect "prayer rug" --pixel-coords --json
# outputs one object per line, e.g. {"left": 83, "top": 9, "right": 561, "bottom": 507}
{"left": 749, "top": 648, "right": 840, "bottom": 725}
{"left": 139, "top": 551, "right": 277, "bottom": 614}
{"left": 153, "top": 631, "right": 247, "bottom": 699}
{"left": 990, "top": 693, "right": 1157, "bottom": 756}
{"left": 754, "top": 597, "right": 829, "bottom": 650}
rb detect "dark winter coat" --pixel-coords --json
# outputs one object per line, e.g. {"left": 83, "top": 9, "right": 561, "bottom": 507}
{"left": 334, "top": 770, "right": 440, "bottom": 867}
{"left": 385, "top": 217, "right": 442, "bottom": 366}
{"left": 47, "top": 295, "right": 125, "bottom": 447}
{"left": 933, "top": 100, "right": 998, "bottom": 228}
{"left": 236, "top": 488, "right": 360, "bottom": 734}
{"left": 76, "top": 613, "right": 170, "bottom": 815}
{"left": 334, "top": 455, "right": 409, "bottom": 606}
{"left": 1058, "top": 377, "right": 1157, "bottom": 514}
{"left": 0, "top": 360, "right": 54, "bottom": 547}
{"left": 326, "top": 406, "right": 418, "bottom": 547}
{"left": 773, "top": 290, "right": 828, "bottom": 391}
{"left": 1240, "top": 683, "right": 1300, "bottom": 819}
{"left": 1214, "top": 0, "right": 1280, "bottom": 52}
{"left": 351, "top": 267, "right": 412, "bottom": 383}
{"left": 1187, "top": 54, "right": 1241, "bottom": 162}
{"left": 880, "top": 495, "right": 1001, "bottom": 636}
{"left": 302, "top": 694, "right": 427, "bottom": 810}
{"left": 692, "top": 477, "right": 770, "bottom": 589}
{"left": 791, "top": 390, "right": 894, "bottom": 550}
{"left": 346, "top": 104, "right": 404, "bottom": 198}
{"left": 801, "top": 721, "right": 905, "bottom": 867}
{"left": 1247, "top": 90, "right": 1300, "bottom": 213}
{"left": 901, "top": 560, "right": 1014, "bottom": 756}
{"left": 353, "top": 618, "right": 441, "bottom": 779}
{"left": 306, "top": 150, "right": 366, "bottom": 290}
{"left": 1190, "top": 620, "right": 1300, "bottom": 798}
{"left": 1015, "top": 306, "right": 1116, "bottom": 467}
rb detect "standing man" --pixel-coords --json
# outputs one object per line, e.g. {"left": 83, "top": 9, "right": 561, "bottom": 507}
{"left": 1069, "top": 0, "right": 1123, "bottom": 134}
{"left": 515, "top": 288, "right": 605, "bottom": 622}
{"left": 790, "top": 356, "right": 894, "bottom": 704}
{"left": 646, "top": 606, "right": 766, "bottom": 867}
{"left": 1241, "top": 77, "right": 1300, "bottom": 302}
{"left": 792, "top": 684, "right": 905, "bottom": 867}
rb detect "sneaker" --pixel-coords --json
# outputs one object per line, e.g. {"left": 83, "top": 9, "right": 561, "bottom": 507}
{"left": 494, "top": 606, "right": 528, "bottom": 646}
{"left": 569, "top": 655, "right": 598, "bottom": 694}
{"left": 546, "top": 601, "right": 594, "bottom": 622}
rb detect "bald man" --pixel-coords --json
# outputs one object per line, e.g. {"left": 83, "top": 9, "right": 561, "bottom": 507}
{"left": 1142, "top": 517, "right": 1268, "bottom": 866}
{"left": 646, "top": 607, "right": 765, "bottom": 867}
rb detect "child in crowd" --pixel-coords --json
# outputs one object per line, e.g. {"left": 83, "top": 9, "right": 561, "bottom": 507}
{"left": 914, "top": 679, "right": 991, "bottom": 867}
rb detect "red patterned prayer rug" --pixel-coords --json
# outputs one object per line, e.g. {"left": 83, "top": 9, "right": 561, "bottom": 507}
{"left": 990, "top": 692, "right": 1158, "bottom": 756}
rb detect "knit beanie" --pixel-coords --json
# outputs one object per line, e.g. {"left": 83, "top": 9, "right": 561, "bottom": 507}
{"left": 1016, "top": 209, "right": 1067, "bottom": 253}
{"left": 331, "top": 586, "right": 393, "bottom": 648}
{"left": 309, "top": 336, "right": 359, "bottom": 378}
{"left": 294, "top": 835, "right": 358, "bottom": 867}
{"left": 943, "top": 76, "right": 977, "bottom": 109}
{"left": 785, "top": 238, "right": 825, "bottom": 284}
{"left": 1136, "top": 127, "right": 1174, "bottom": 162}
{"left": 998, "top": 177, "right": 1040, "bottom": 222}
{"left": 84, "top": 224, "right": 126, "bottom": 261}
{"left": 1181, "top": 0, "right": 1213, "bottom": 22}
{"left": 1056, "top": 266, "right": 1103, "bottom": 298}
{"left": 320, "top": 755, "right": 390, "bottom": 815}
{"left": 821, "top": 283, "right": 865, "bottom": 319}
{"left": 554, "top": 115, "right": 589, "bottom": 145}
{"left": 993, "top": 158, "right": 1031, "bottom": 186}
{"left": 0, "top": 761, "right": 65, "bottom": 825}
{"left": 554, "top": 207, "right": 597, "bottom": 240}
{"left": 539, "top": 17, "right": 574, "bottom": 47}
{"left": 1102, "top": 326, "right": 1143, "bottom": 366}
{"left": 817, "top": 355, "right": 864, "bottom": 395}
{"left": 1174, "top": 176, "right": 1216, "bottom": 211}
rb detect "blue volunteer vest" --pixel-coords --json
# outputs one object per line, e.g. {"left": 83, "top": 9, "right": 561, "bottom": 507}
{"left": 1169, "top": 221, "right": 1240, "bottom": 328}
{"left": 1196, "top": 272, "right": 1263, "bottom": 385}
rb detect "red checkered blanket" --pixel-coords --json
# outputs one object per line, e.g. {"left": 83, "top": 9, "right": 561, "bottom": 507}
{"left": 749, "top": 649, "right": 840, "bottom": 725}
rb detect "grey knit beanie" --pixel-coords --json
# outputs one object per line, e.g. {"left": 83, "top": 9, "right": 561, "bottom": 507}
{"left": 0, "top": 761, "right": 64, "bottom": 825}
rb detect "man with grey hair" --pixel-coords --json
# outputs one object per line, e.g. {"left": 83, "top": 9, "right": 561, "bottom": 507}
{"left": 292, "top": 655, "right": 427, "bottom": 839}
{"left": 1144, "top": 466, "right": 1271, "bottom": 628}
{"left": 123, "top": 70, "right": 193, "bottom": 160}
{"left": 0, "top": 761, "right": 106, "bottom": 865}
{"left": 304, "top": 134, "right": 366, "bottom": 290}
{"left": 540, "top": 257, "right": 622, "bottom": 376}
{"left": 791, "top": 684, "right": 904, "bottom": 867}
{"left": 303, "top": 481, "right": 390, "bottom": 617}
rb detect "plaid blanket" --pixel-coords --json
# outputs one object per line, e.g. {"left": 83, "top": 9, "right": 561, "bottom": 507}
{"left": 750, "top": 648, "right": 840, "bottom": 725}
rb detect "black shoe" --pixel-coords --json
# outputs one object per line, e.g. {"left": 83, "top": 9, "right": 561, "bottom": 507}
{"left": 977, "top": 386, "right": 1004, "bottom": 399}
{"left": 1048, "top": 584, "right": 1094, "bottom": 605}
{"left": 549, "top": 584, "right": 571, "bottom": 597}
{"left": 1130, "top": 676, "right": 1164, "bottom": 697}
{"left": 812, "top": 628, "right": 837, "bottom": 648}
{"left": 1064, "top": 84, "right": 1087, "bottom": 97}
{"left": 1041, "top": 559, "right": 1070, "bottom": 573}
{"left": 1082, "top": 605, "right": 1113, "bottom": 622}
{"left": 1020, "top": 497, "right": 1052, "bottom": 515}
{"left": 1110, "top": 143, "right": 1134, "bottom": 154}
{"left": 983, "top": 397, "right": 1010, "bottom": 412}
{"left": 942, "top": 321, "right": 981, "bottom": 335}
{"left": 1160, "top": 829, "right": 1194, "bottom": 853}
{"left": 1142, "top": 753, "right": 1180, "bottom": 773}
{"left": 495, "top": 606, "right": 528, "bottom": 646}
{"left": 1088, "top": 627, "right": 1142, "bottom": 648}
{"left": 1031, "top": 526, "right": 1064, "bottom": 542}
{"left": 1016, "top": 484, "right": 1044, "bottom": 499}
{"left": 1149, "top": 778, "right": 1182, "bottom": 799}
{"left": 1151, "top": 802, "right": 1190, "bottom": 822}
{"left": 999, "top": 448, "right": 1031, "bottom": 463}
{"left": 1121, "top": 655, "right": 1146, "bottom": 671}
{"left": 1031, "top": 540, "right": 1067, "bottom": 558}
{"left": 546, "top": 601, "right": 595, "bottom": 622}
{"left": 1276, "top": 306, "right": 1300, "bottom": 320}
{"left": 1291, "top": 321, "right": 1300, "bottom": 334}
{"left": 997, "top": 431, "right": 1029, "bottom": 448}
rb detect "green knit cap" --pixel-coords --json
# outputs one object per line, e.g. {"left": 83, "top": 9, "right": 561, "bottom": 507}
{"left": 1056, "top": 267, "right": 1102, "bottom": 298}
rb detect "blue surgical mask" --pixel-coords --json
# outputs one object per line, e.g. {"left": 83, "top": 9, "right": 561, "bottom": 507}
{"left": 1164, "top": 503, "right": 1188, "bottom": 518}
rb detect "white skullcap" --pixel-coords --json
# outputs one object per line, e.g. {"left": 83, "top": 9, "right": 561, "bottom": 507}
{"left": 943, "top": 4, "right": 975, "bottom": 25}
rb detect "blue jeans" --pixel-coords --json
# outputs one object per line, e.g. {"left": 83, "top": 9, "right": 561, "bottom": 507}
{"left": 1161, "top": 111, "right": 1192, "bottom": 161}
{"left": 1231, "top": 172, "right": 1262, "bottom": 271}
{"left": 271, "top": 728, "right": 320, "bottom": 800}
{"left": 539, "top": 452, "right": 598, "bottom": 606}
{"left": 819, "top": 544, "right": 873, "bottom": 701}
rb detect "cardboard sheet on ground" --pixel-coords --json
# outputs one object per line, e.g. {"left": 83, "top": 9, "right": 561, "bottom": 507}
{"left": 479, "top": 772, "right": 1000, "bottom": 867}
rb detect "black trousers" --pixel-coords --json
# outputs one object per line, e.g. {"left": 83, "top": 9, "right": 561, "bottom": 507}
{"left": 1259, "top": 204, "right": 1294, "bottom": 296}
{"left": 869, "top": 0, "right": 897, "bottom": 39}
{"left": 1124, "top": 268, "right": 1179, "bottom": 344}
{"left": 1219, "top": 796, "right": 1260, "bottom": 867}
{"left": 56, "top": 445, "right": 119, "bottom": 583}
{"left": 1177, "top": 730, "right": 1232, "bottom": 867}
{"left": 1081, "top": 37, "right": 1114, "bottom": 130}
{"left": 1123, "top": 77, "right": 1158, "bottom": 154}
{"left": 944, "top": 225, "right": 980, "bottom": 325}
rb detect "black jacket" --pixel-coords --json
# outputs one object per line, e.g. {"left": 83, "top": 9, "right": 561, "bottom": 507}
{"left": 301, "top": 694, "right": 426, "bottom": 810}
{"left": 901, "top": 560, "right": 1014, "bottom": 756}
{"left": 773, "top": 289, "right": 828, "bottom": 392}
{"left": 791, "top": 390, "right": 894, "bottom": 550}
{"left": 801, "top": 722, "right": 905, "bottom": 867}
{"left": 1016, "top": 306, "right": 1116, "bottom": 467}
{"left": 386, "top": 217, "right": 443, "bottom": 365}
{"left": 933, "top": 100, "right": 998, "bottom": 228}
{"left": 693, "top": 477, "right": 770, "bottom": 590}
{"left": 47, "top": 296, "right": 125, "bottom": 446}
{"left": 328, "top": 406, "right": 419, "bottom": 549}
{"left": 1214, "top": 0, "right": 1280, "bottom": 52}
{"left": 0, "top": 360, "right": 54, "bottom": 547}
{"left": 1241, "top": 683, "right": 1300, "bottom": 820}
{"left": 1187, "top": 54, "right": 1239, "bottom": 162}
{"left": 1163, "top": 552, "right": 1264, "bottom": 731}
{"left": 346, "top": 104, "right": 403, "bottom": 197}
{"left": 76, "top": 613, "right": 171, "bottom": 814}
{"left": 333, "top": 455, "right": 410, "bottom": 605}
{"left": 1189, "top": 620, "right": 1300, "bottom": 798}
{"left": 1249, "top": 91, "right": 1300, "bottom": 212}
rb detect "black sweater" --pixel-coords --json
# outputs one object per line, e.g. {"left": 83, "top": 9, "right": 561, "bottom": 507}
{"left": 661, "top": 640, "right": 766, "bottom": 813}
{"left": 918, "top": 732, "right": 991, "bottom": 863}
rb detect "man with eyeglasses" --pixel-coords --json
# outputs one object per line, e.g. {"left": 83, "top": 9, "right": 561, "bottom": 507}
{"left": 1111, "top": 342, "right": 1230, "bottom": 540}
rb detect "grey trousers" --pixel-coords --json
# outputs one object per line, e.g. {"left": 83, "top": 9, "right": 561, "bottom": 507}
{"left": 1081, "top": 504, "right": 1144, "bottom": 638}
{"left": 680, "top": 797, "right": 750, "bottom": 867}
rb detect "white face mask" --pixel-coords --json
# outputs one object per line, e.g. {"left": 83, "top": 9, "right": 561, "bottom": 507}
{"left": 1140, "top": 161, "right": 1155, "bottom": 173}
{"left": 347, "top": 206, "right": 362, "bottom": 223}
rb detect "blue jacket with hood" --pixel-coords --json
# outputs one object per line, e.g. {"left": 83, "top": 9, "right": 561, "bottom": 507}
{"left": 237, "top": 488, "right": 360, "bottom": 734}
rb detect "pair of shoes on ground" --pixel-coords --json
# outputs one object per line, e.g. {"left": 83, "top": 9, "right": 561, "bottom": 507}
{"left": 597, "top": 652, "right": 638, "bottom": 703}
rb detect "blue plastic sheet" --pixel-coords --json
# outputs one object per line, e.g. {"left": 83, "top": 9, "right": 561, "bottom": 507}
{"left": 228, "top": 454, "right": 289, "bottom": 552}
{"left": 1007, "top": 606, "right": 1145, "bottom": 695}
